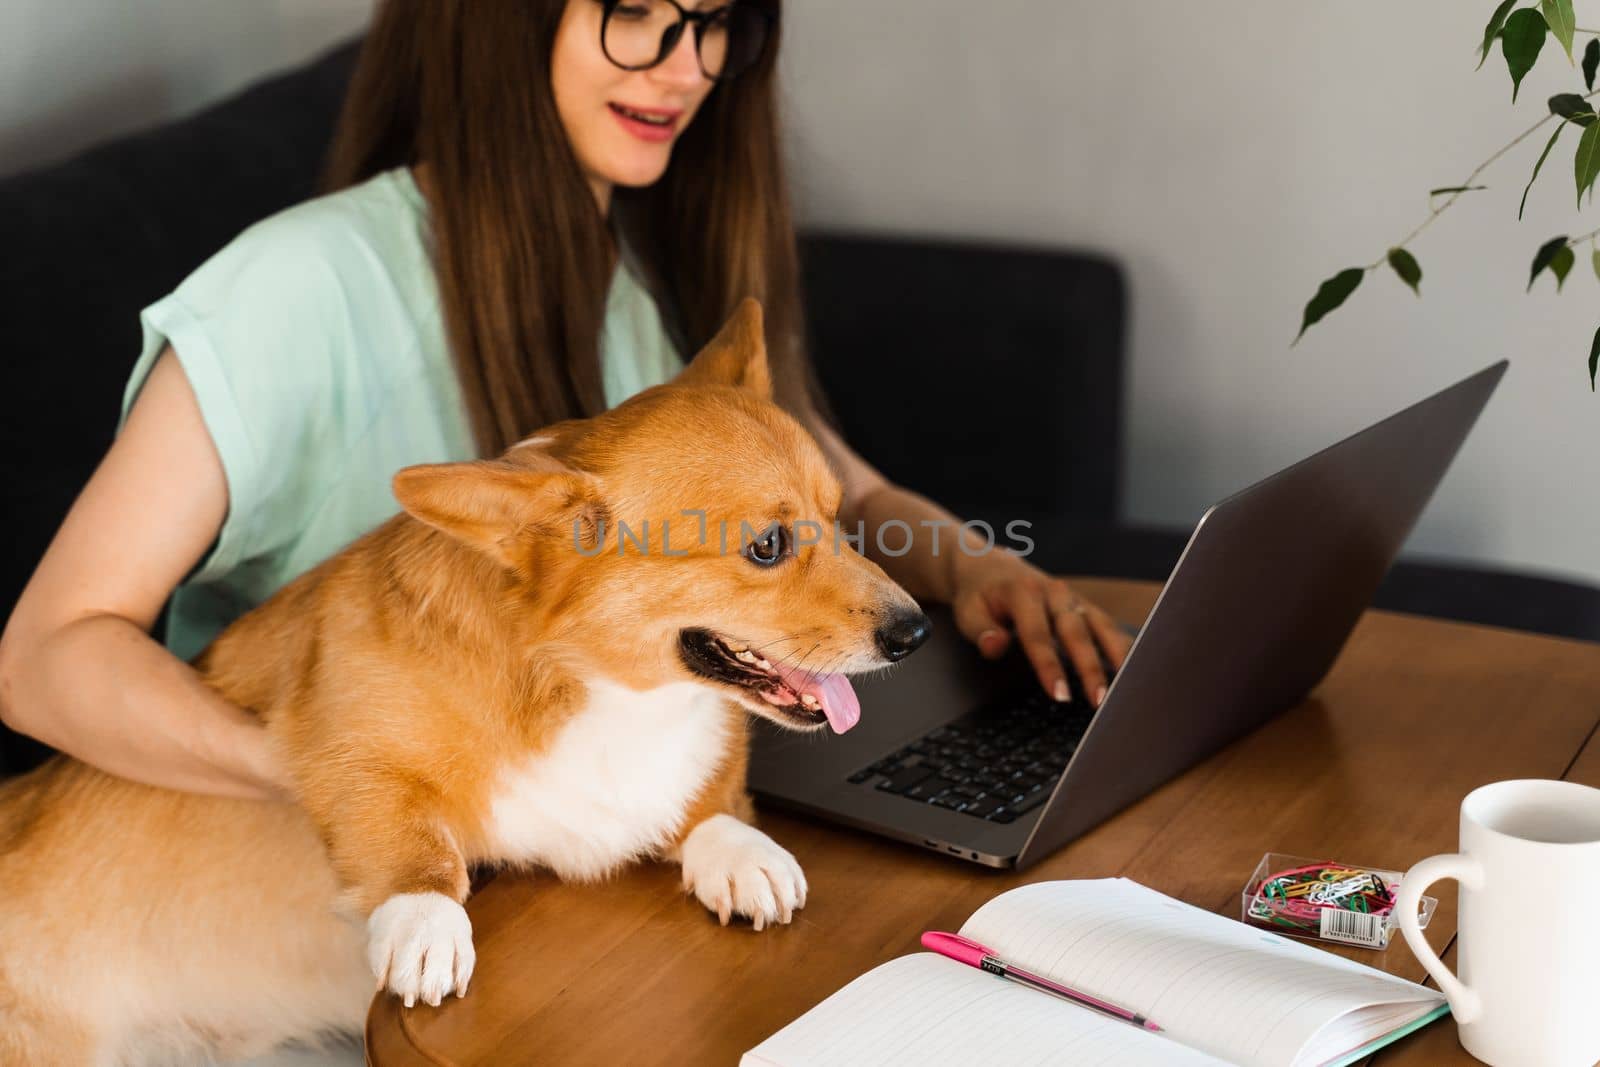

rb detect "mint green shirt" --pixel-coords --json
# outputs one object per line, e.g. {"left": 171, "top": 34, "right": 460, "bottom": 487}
{"left": 116, "top": 167, "right": 684, "bottom": 663}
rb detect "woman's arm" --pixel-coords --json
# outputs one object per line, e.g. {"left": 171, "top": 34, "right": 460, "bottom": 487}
{"left": 0, "top": 346, "right": 289, "bottom": 799}
{"left": 798, "top": 407, "right": 1133, "bottom": 707}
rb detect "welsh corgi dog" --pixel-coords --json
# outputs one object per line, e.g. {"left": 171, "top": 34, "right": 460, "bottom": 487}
{"left": 0, "top": 299, "right": 930, "bottom": 1065}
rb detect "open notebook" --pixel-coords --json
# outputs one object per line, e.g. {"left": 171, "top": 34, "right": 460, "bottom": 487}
{"left": 743, "top": 879, "right": 1448, "bottom": 1067}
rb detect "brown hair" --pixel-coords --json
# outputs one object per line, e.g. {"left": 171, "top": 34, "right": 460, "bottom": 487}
{"left": 319, "top": 0, "right": 835, "bottom": 459}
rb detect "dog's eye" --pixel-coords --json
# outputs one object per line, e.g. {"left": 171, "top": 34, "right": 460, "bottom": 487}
{"left": 743, "top": 524, "right": 788, "bottom": 567}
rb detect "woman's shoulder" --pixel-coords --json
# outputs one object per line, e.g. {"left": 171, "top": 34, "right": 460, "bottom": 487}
{"left": 129, "top": 165, "right": 440, "bottom": 439}
{"left": 261, "top": 166, "right": 427, "bottom": 260}
{"left": 119, "top": 169, "right": 446, "bottom": 586}
{"left": 171, "top": 167, "right": 429, "bottom": 314}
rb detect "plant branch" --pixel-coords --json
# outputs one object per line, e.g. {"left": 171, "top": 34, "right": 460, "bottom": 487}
{"left": 1362, "top": 86, "right": 1600, "bottom": 271}
{"left": 1567, "top": 224, "right": 1600, "bottom": 246}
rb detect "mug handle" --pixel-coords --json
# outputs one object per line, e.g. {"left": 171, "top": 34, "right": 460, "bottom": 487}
{"left": 1396, "top": 853, "right": 1485, "bottom": 1024}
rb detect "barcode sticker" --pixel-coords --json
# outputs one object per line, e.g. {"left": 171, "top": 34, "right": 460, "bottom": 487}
{"left": 1319, "top": 908, "right": 1388, "bottom": 948}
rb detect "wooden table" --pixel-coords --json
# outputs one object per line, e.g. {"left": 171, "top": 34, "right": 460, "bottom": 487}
{"left": 366, "top": 578, "right": 1600, "bottom": 1066}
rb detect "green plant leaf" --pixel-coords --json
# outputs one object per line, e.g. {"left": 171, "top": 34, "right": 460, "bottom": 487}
{"left": 1549, "top": 93, "right": 1597, "bottom": 122}
{"left": 1503, "top": 8, "right": 1550, "bottom": 101}
{"left": 1592, "top": 247, "right": 1600, "bottom": 281}
{"left": 1387, "top": 248, "right": 1422, "bottom": 296}
{"left": 1591, "top": 326, "right": 1600, "bottom": 389}
{"left": 1522, "top": 125, "right": 1565, "bottom": 218}
{"left": 1551, "top": 245, "right": 1576, "bottom": 287}
{"left": 1529, "top": 235, "right": 1571, "bottom": 289}
{"left": 1577, "top": 120, "right": 1600, "bottom": 205}
{"left": 1586, "top": 37, "right": 1600, "bottom": 88}
{"left": 1541, "top": 0, "right": 1576, "bottom": 60}
{"left": 1294, "top": 268, "right": 1365, "bottom": 344}
{"left": 1480, "top": 0, "right": 1521, "bottom": 69}
{"left": 1430, "top": 185, "right": 1490, "bottom": 196}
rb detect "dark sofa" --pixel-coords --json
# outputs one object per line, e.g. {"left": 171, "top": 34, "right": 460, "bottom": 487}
{"left": 3, "top": 38, "right": 1597, "bottom": 777}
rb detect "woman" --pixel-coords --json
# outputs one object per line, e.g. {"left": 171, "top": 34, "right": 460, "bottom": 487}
{"left": 0, "top": 0, "right": 1130, "bottom": 806}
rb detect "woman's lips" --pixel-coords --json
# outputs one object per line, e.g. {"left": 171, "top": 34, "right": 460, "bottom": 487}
{"left": 608, "top": 102, "right": 679, "bottom": 144}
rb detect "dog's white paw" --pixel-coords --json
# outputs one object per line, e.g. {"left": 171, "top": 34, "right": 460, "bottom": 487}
{"left": 680, "top": 814, "right": 808, "bottom": 931}
{"left": 366, "top": 891, "right": 476, "bottom": 1008}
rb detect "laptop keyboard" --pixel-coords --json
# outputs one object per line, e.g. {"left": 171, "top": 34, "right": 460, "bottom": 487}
{"left": 846, "top": 688, "right": 1098, "bottom": 824}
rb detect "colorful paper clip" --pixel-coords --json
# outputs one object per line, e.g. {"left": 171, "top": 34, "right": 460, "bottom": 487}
{"left": 1247, "top": 861, "right": 1398, "bottom": 933}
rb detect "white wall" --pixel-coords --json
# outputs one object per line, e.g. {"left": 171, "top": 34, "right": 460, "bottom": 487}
{"left": 1, "top": 0, "right": 371, "bottom": 176}
{"left": 6, "top": 0, "right": 1597, "bottom": 585}
{"left": 781, "top": 1, "right": 1600, "bottom": 586}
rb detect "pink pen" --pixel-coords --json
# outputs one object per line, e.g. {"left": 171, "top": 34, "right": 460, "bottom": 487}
{"left": 920, "top": 931, "right": 1162, "bottom": 1033}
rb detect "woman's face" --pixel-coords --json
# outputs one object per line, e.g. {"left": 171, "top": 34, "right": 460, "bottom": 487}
{"left": 552, "top": 0, "right": 720, "bottom": 211}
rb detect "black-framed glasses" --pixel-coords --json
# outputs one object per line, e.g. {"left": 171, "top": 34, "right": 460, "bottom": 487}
{"left": 597, "top": 0, "right": 774, "bottom": 82}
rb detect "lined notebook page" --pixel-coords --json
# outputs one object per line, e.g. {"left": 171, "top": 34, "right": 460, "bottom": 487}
{"left": 959, "top": 879, "right": 1444, "bottom": 1067}
{"left": 741, "top": 953, "right": 1232, "bottom": 1067}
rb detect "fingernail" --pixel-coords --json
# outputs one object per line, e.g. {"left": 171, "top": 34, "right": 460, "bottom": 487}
{"left": 1053, "top": 680, "right": 1071, "bottom": 703}
{"left": 1094, "top": 685, "right": 1107, "bottom": 705}
{"left": 979, "top": 628, "right": 1002, "bottom": 645}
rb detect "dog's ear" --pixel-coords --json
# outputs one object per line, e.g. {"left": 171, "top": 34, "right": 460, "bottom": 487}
{"left": 675, "top": 297, "right": 772, "bottom": 400}
{"left": 392, "top": 459, "right": 608, "bottom": 567}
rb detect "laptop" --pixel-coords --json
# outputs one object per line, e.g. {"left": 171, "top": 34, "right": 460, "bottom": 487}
{"left": 748, "top": 361, "right": 1508, "bottom": 868}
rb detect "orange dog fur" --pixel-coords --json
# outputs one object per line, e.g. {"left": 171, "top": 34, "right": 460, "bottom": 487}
{"left": 0, "top": 300, "right": 928, "bottom": 1065}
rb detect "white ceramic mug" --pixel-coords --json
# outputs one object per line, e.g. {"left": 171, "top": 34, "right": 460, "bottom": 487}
{"left": 1396, "top": 779, "right": 1600, "bottom": 1067}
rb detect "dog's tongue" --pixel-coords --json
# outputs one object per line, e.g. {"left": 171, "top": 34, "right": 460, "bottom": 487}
{"left": 768, "top": 663, "right": 860, "bottom": 733}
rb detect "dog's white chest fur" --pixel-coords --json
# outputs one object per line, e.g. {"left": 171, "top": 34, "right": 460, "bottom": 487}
{"left": 480, "top": 678, "right": 729, "bottom": 881}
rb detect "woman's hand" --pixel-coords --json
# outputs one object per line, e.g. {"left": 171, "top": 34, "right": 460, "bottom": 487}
{"left": 948, "top": 549, "right": 1133, "bottom": 707}
{"left": 792, "top": 406, "right": 1133, "bottom": 703}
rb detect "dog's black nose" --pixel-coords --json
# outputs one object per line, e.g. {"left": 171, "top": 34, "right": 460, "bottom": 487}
{"left": 875, "top": 608, "right": 932, "bottom": 662}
